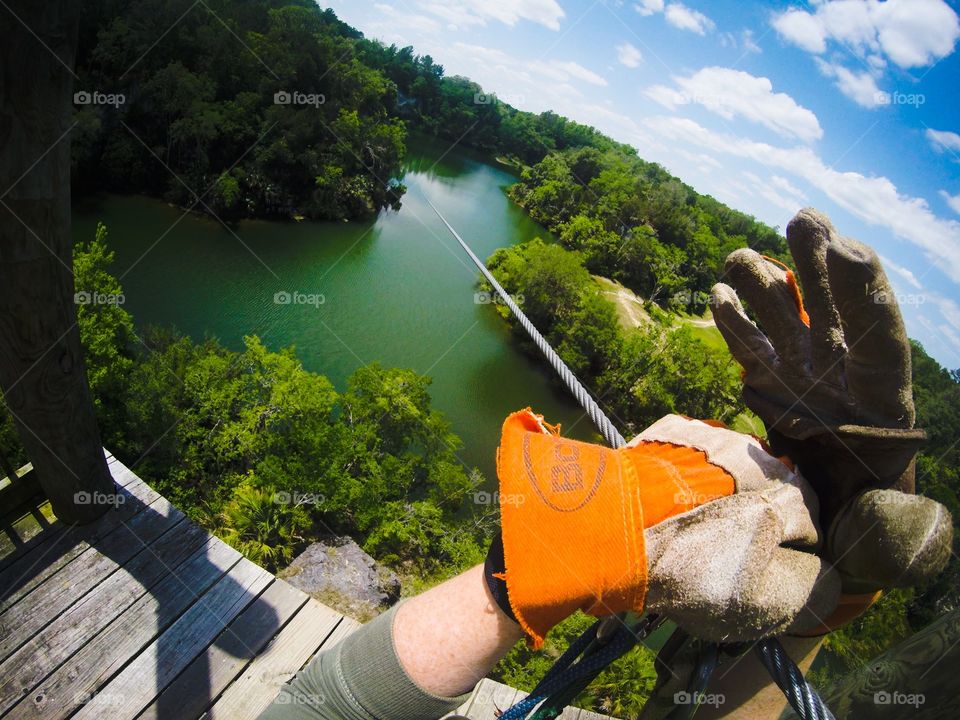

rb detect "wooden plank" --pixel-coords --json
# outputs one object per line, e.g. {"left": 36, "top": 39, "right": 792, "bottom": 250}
{"left": 136, "top": 579, "right": 309, "bottom": 720}
{"left": 0, "top": 518, "right": 209, "bottom": 714}
{"left": 0, "top": 493, "right": 183, "bottom": 662}
{"left": 0, "top": 477, "right": 162, "bottom": 610}
{"left": 71, "top": 557, "right": 273, "bottom": 720}
{"left": 0, "top": 460, "right": 151, "bottom": 576}
{"left": 206, "top": 598, "right": 345, "bottom": 719}
{"left": 0, "top": 464, "right": 39, "bottom": 510}
{"left": 6, "top": 536, "right": 241, "bottom": 720}
{"left": 465, "top": 678, "right": 520, "bottom": 720}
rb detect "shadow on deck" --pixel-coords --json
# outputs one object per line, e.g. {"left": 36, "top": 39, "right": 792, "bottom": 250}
{"left": 0, "top": 452, "right": 611, "bottom": 720}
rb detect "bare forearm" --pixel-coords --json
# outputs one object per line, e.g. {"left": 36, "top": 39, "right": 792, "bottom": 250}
{"left": 394, "top": 563, "right": 525, "bottom": 696}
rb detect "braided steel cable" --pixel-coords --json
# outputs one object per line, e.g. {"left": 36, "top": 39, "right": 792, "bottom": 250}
{"left": 425, "top": 196, "right": 626, "bottom": 450}
{"left": 426, "top": 197, "right": 832, "bottom": 720}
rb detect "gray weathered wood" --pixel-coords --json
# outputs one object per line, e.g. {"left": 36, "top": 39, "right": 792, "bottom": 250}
{"left": 206, "top": 599, "right": 346, "bottom": 719}
{"left": 0, "top": 455, "right": 148, "bottom": 574}
{"left": 0, "top": 518, "right": 208, "bottom": 714}
{"left": 70, "top": 557, "right": 273, "bottom": 719}
{"left": 0, "top": 477, "right": 160, "bottom": 608}
{"left": 138, "top": 579, "right": 310, "bottom": 720}
{"left": 466, "top": 677, "right": 521, "bottom": 719}
{"left": 0, "top": 1, "right": 115, "bottom": 524}
{"left": 0, "top": 493, "right": 183, "bottom": 662}
{"left": 6, "top": 538, "right": 241, "bottom": 720}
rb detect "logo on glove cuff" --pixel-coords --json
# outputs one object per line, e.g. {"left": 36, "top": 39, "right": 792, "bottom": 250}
{"left": 523, "top": 435, "right": 604, "bottom": 512}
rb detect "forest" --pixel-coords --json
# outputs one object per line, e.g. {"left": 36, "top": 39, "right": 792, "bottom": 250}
{"left": 0, "top": 0, "right": 957, "bottom": 713}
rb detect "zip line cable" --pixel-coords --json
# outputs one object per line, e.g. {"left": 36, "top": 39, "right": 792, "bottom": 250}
{"left": 424, "top": 195, "right": 834, "bottom": 720}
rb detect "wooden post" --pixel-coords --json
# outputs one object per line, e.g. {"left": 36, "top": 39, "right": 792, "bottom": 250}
{"left": 0, "top": 1, "right": 115, "bottom": 523}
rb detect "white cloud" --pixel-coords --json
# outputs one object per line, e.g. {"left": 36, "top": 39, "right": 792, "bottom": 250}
{"left": 927, "top": 128, "right": 960, "bottom": 156}
{"left": 418, "top": 0, "right": 565, "bottom": 31}
{"left": 635, "top": 1, "right": 713, "bottom": 34}
{"left": 664, "top": 3, "right": 714, "bottom": 35}
{"left": 616, "top": 42, "right": 643, "bottom": 68}
{"left": 814, "top": 59, "right": 885, "bottom": 108}
{"left": 770, "top": 175, "right": 807, "bottom": 200}
{"left": 529, "top": 59, "right": 608, "bottom": 86}
{"left": 635, "top": 0, "right": 664, "bottom": 17}
{"left": 371, "top": 4, "right": 442, "bottom": 34}
{"left": 879, "top": 255, "right": 924, "bottom": 289}
{"left": 643, "top": 115, "right": 960, "bottom": 283}
{"left": 940, "top": 190, "right": 960, "bottom": 215}
{"left": 644, "top": 67, "right": 823, "bottom": 143}
{"left": 772, "top": 9, "right": 826, "bottom": 53}
{"left": 772, "top": 0, "right": 960, "bottom": 68}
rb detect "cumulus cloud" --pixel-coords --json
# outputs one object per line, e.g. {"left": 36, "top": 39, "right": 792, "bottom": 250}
{"left": 635, "top": 1, "right": 713, "bottom": 34}
{"left": 643, "top": 115, "right": 960, "bottom": 283}
{"left": 419, "top": 0, "right": 565, "bottom": 31}
{"left": 927, "top": 128, "right": 960, "bottom": 157}
{"left": 773, "top": 0, "right": 959, "bottom": 108}
{"left": 665, "top": 3, "right": 714, "bottom": 34}
{"left": 616, "top": 42, "right": 643, "bottom": 68}
{"left": 814, "top": 59, "right": 885, "bottom": 107}
{"left": 635, "top": 0, "right": 664, "bottom": 17}
{"left": 773, "top": 0, "right": 960, "bottom": 68}
{"left": 644, "top": 67, "right": 823, "bottom": 142}
{"left": 941, "top": 190, "right": 960, "bottom": 215}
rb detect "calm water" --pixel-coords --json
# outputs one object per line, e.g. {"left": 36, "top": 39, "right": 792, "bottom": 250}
{"left": 72, "top": 136, "right": 594, "bottom": 481}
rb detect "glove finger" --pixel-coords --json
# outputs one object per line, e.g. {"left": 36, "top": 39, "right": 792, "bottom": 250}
{"left": 724, "top": 249, "right": 811, "bottom": 376}
{"left": 825, "top": 237, "right": 915, "bottom": 427}
{"left": 786, "top": 209, "right": 846, "bottom": 385}
{"left": 830, "top": 489, "right": 953, "bottom": 590}
{"left": 710, "top": 282, "right": 780, "bottom": 379}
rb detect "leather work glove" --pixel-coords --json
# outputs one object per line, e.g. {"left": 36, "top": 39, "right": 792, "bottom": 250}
{"left": 489, "top": 409, "right": 840, "bottom": 648}
{"left": 710, "top": 208, "right": 952, "bottom": 619}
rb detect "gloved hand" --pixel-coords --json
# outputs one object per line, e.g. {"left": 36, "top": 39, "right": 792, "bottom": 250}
{"left": 490, "top": 409, "right": 839, "bottom": 648}
{"left": 710, "top": 208, "right": 952, "bottom": 607}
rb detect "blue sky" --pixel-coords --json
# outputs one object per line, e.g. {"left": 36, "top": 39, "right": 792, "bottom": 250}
{"left": 322, "top": 0, "right": 960, "bottom": 369}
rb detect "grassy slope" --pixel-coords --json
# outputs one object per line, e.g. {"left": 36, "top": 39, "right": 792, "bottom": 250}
{"left": 592, "top": 275, "right": 765, "bottom": 436}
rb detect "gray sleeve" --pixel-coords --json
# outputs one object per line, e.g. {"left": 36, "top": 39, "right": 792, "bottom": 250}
{"left": 257, "top": 602, "right": 472, "bottom": 720}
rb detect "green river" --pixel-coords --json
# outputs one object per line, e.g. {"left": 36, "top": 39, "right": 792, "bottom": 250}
{"left": 72, "top": 135, "right": 594, "bottom": 481}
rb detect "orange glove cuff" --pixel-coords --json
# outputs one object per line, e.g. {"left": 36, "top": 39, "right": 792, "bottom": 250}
{"left": 497, "top": 409, "right": 734, "bottom": 648}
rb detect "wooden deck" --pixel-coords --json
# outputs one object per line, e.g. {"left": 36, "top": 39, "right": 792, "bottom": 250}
{"left": 0, "top": 453, "right": 614, "bottom": 720}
